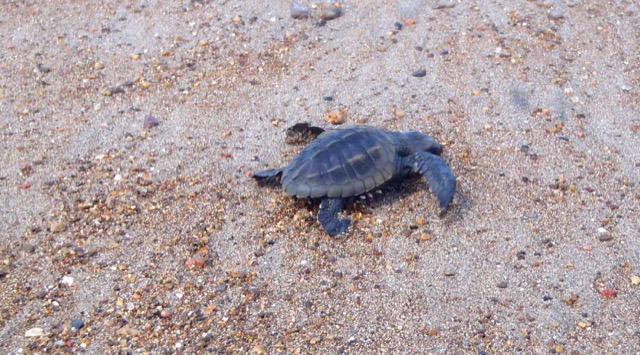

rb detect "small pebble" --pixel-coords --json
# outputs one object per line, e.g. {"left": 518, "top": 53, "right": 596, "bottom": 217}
{"left": 251, "top": 344, "right": 267, "bottom": 354}
{"left": 630, "top": 276, "right": 640, "bottom": 285}
{"left": 563, "top": 293, "right": 579, "bottom": 306}
{"left": 22, "top": 243, "right": 36, "bottom": 253}
{"left": 597, "top": 228, "right": 612, "bottom": 241}
{"left": 434, "top": 0, "right": 456, "bottom": 9}
{"left": 50, "top": 220, "right": 66, "bottom": 233}
{"left": 216, "top": 284, "right": 228, "bottom": 292}
{"left": 427, "top": 327, "right": 439, "bottom": 336}
{"left": 102, "top": 86, "right": 125, "bottom": 96}
{"left": 444, "top": 269, "right": 456, "bottom": 276}
{"left": 25, "top": 327, "right": 45, "bottom": 337}
{"left": 247, "top": 285, "right": 261, "bottom": 296}
{"left": 20, "top": 164, "right": 33, "bottom": 176}
{"left": 143, "top": 115, "right": 160, "bottom": 129}
{"left": 71, "top": 319, "right": 85, "bottom": 329}
{"left": 185, "top": 257, "right": 206, "bottom": 268}
{"left": 577, "top": 320, "right": 591, "bottom": 329}
{"left": 117, "top": 326, "right": 141, "bottom": 337}
{"left": 548, "top": 8, "right": 564, "bottom": 20}
{"left": 290, "top": 2, "right": 312, "bottom": 20}
{"left": 600, "top": 287, "right": 617, "bottom": 298}
{"left": 497, "top": 281, "right": 508, "bottom": 288}
{"left": 45, "top": 177, "right": 58, "bottom": 186}
{"left": 320, "top": 4, "right": 342, "bottom": 20}
{"left": 37, "top": 63, "right": 51, "bottom": 73}
{"left": 412, "top": 69, "right": 427, "bottom": 77}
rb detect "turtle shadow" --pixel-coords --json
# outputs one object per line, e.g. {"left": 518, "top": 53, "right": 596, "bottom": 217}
{"left": 256, "top": 172, "right": 471, "bottom": 235}
{"left": 337, "top": 174, "right": 471, "bottom": 222}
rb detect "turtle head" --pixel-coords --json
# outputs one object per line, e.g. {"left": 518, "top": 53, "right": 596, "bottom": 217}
{"left": 396, "top": 131, "right": 443, "bottom": 156}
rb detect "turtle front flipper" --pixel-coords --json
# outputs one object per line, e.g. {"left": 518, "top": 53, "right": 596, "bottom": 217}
{"left": 318, "top": 198, "right": 350, "bottom": 236}
{"left": 410, "top": 152, "right": 456, "bottom": 209}
{"left": 252, "top": 168, "right": 283, "bottom": 185}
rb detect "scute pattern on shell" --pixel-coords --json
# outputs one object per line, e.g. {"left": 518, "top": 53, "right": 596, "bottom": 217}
{"left": 282, "top": 126, "right": 397, "bottom": 198}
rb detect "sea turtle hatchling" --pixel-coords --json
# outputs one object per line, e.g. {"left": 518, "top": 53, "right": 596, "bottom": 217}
{"left": 253, "top": 125, "right": 456, "bottom": 236}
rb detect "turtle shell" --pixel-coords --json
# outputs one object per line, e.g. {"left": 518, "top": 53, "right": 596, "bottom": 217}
{"left": 281, "top": 125, "right": 397, "bottom": 198}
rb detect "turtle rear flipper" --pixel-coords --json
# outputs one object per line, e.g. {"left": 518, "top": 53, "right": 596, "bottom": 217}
{"left": 410, "top": 151, "right": 456, "bottom": 209}
{"left": 252, "top": 168, "right": 283, "bottom": 185}
{"left": 318, "top": 198, "right": 350, "bottom": 236}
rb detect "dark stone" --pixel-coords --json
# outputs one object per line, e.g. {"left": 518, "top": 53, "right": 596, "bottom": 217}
{"left": 412, "top": 69, "right": 427, "bottom": 77}
{"left": 143, "top": 115, "right": 160, "bottom": 129}
{"left": 71, "top": 319, "right": 85, "bottom": 329}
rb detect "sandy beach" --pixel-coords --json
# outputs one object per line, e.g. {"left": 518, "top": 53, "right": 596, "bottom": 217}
{"left": 1, "top": 1, "right": 639, "bottom": 353}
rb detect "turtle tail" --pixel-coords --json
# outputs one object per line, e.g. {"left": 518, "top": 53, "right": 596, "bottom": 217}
{"left": 252, "top": 168, "right": 284, "bottom": 185}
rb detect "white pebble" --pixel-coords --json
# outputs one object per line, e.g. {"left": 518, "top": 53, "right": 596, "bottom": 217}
{"left": 25, "top": 328, "right": 45, "bottom": 337}
{"left": 61, "top": 276, "right": 74, "bottom": 286}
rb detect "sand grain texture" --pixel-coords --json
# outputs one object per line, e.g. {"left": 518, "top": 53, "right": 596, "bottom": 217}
{"left": 1, "top": 1, "right": 639, "bottom": 353}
